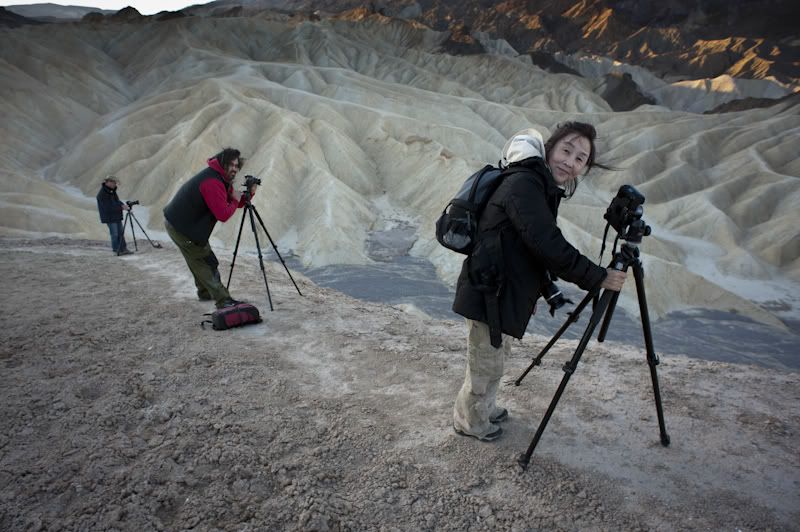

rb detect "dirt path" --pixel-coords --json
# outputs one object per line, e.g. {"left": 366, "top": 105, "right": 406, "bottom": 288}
{"left": 1, "top": 238, "right": 798, "bottom": 531}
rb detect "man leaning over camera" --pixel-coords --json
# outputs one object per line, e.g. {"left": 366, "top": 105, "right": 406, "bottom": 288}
{"left": 163, "top": 148, "right": 257, "bottom": 309}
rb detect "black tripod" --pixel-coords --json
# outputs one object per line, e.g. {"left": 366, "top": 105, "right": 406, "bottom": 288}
{"left": 226, "top": 195, "right": 303, "bottom": 311}
{"left": 512, "top": 237, "right": 670, "bottom": 470}
{"left": 118, "top": 203, "right": 162, "bottom": 255}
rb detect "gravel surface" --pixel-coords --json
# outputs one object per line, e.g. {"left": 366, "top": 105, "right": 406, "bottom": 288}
{"left": 1, "top": 238, "right": 798, "bottom": 531}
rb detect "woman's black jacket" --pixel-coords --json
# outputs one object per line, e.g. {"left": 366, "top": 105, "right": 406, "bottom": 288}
{"left": 96, "top": 184, "right": 123, "bottom": 224}
{"left": 452, "top": 157, "right": 607, "bottom": 340}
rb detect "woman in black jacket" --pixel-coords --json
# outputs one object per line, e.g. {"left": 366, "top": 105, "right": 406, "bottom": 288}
{"left": 452, "top": 122, "right": 627, "bottom": 441}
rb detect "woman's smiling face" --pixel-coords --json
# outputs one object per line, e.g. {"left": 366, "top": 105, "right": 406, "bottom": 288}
{"left": 547, "top": 133, "right": 591, "bottom": 186}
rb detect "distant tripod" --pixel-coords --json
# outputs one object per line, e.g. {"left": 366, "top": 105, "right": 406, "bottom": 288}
{"left": 226, "top": 192, "right": 303, "bottom": 311}
{"left": 511, "top": 186, "right": 670, "bottom": 470}
{"left": 119, "top": 202, "right": 162, "bottom": 256}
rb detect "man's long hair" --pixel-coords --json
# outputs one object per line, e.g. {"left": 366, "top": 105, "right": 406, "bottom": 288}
{"left": 213, "top": 148, "right": 243, "bottom": 179}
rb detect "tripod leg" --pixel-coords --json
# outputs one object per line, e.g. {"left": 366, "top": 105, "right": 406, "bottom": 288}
{"left": 251, "top": 206, "right": 303, "bottom": 296}
{"left": 598, "top": 244, "right": 639, "bottom": 342}
{"left": 117, "top": 215, "right": 131, "bottom": 255}
{"left": 247, "top": 207, "right": 274, "bottom": 311}
{"left": 511, "top": 288, "right": 598, "bottom": 386}
{"left": 129, "top": 212, "right": 162, "bottom": 248}
{"left": 227, "top": 208, "right": 248, "bottom": 289}
{"left": 632, "top": 262, "right": 670, "bottom": 446}
{"left": 597, "top": 291, "right": 620, "bottom": 342}
{"left": 128, "top": 212, "right": 138, "bottom": 251}
{"left": 518, "top": 289, "right": 616, "bottom": 470}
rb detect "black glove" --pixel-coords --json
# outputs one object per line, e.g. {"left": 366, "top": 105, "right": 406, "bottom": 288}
{"left": 542, "top": 280, "right": 573, "bottom": 316}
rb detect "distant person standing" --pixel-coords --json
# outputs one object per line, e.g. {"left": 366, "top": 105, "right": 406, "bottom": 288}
{"left": 96, "top": 175, "right": 131, "bottom": 255}
{"left": 163, "top": 148, "right": 256, "bottom": 309}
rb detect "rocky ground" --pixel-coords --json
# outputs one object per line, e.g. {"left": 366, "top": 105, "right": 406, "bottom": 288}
{"left": 1, "top": 238, "right": 798, "bottom": 531}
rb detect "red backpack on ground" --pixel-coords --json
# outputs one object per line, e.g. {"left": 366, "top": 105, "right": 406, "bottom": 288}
{"left": 201, "top": 302, "right": 262, "bottom": 330}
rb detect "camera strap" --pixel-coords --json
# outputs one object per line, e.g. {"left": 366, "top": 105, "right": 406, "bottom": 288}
{"left": 598, "top": 222, "right": 621, "bottom": 264}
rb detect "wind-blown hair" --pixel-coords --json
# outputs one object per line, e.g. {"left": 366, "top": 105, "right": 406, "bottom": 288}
{"left": 213, "top": 148, "right": 243, "bottom": 172}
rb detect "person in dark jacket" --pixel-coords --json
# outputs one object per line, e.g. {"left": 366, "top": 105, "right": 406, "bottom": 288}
{"left": 96, "top": 176, "right": 131, "bottom": 255}
{"left": 163, "top": 148, "right": 256, "bottom": 309}
{"left": 452, "top": 122, "right": 627, "bottom": 441}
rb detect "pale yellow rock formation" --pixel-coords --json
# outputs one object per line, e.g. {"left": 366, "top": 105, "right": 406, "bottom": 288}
{"left": 1, "top": 15, "right": 798, "bottom": 328}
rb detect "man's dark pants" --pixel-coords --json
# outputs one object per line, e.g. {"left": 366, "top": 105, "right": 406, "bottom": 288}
{"left": 165, "top": 220, "right": 231, "bottom": 307}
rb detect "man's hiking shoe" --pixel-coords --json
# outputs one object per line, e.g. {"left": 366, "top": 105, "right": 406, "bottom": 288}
{"left": 453, "top": 424, "right": 503, "bottom": 442}
{"left": 117, "top": 249, "right": 133, "bottom": 256}
{"left": 490, "top": 408, "right": 509, "bottom": 424}
{"left": 218, "top": 298, "right": 245, "bottom": 308}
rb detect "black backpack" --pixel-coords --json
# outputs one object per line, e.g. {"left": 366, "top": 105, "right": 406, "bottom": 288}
{"left": 435, "top": 164, "right": 524, "bottom": 254}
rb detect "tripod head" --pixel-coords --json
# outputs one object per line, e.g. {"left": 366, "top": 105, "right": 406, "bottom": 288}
{"left": 240, "top": 175, "right": 262, "bottom": 204}
{"left": 125, "top": 200, "right": 140, "bottom": 209}
{"left": 604, "top": 185, "right": 651, "bottom": 244}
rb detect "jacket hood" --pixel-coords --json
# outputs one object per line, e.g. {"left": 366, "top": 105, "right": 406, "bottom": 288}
{"left": 502, "top": 129, "right": 546, "bottom": 166}
{"left": 207, "top": 157, "right": 229, "bottom": 181}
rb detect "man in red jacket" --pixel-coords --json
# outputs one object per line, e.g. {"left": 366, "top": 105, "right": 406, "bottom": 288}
{"left": 163, "top": 148, "right": 256, "bottom": 308}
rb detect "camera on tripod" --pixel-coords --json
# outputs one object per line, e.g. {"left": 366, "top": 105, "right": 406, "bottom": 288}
{"left": 513, "top": 183, "right": 669, "bottom": 470}
{"left": 604, "top": 185, "right": 651, "bottom": 243}
{"left": 227, "top": 175, "right": 303, "bottom": 312}
{"left": 119, "top": 200, "right": 162, "bottom": 252}
{"left": 244, "top": 175, "right": 261, "bottom": 189}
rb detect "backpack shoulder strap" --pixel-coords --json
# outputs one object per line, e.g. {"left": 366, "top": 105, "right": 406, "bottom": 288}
{"left": 476, "top": 165, "right": 529, "bottom": 214}
{"left": 484, "top": 162, "right": 541, "bottom": 204}
{"left": 467, "top": 164, "right": 497, "bottom": 199}
{"left": 497, "top": 165, "right": 531, "bottom": 181}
